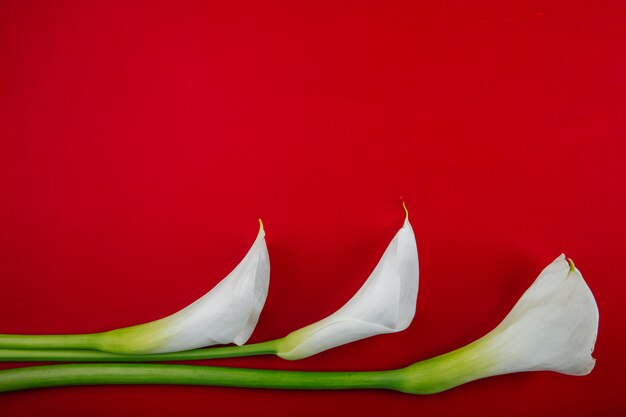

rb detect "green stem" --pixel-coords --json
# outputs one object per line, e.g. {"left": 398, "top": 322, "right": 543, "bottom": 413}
{"left": 0, "top": 363, "right": 402, "bottom": 393}
{"left": 0, "top": 333, "right": 101, "bottom": 350}
{"left": 0, "top": 340, "right": 280, "bottom": 362}
{"left": 0, "top": 339, "right": 497, "bottom": 394}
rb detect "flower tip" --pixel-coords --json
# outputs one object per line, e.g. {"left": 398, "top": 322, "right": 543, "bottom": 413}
{"left": 258, "top": 218, "right": 265, "bottom": 235}
{"left": 402, "top": 200, "right": 409, "bottom": 222}
{"left": 567, "top": 257, "right": 576, "bottom": 273}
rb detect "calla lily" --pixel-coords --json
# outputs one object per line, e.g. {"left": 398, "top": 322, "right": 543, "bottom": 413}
{"left": 398, "top": 254, "right": 599, "bottom": 393}
{"left": 275, "top": 207, "right": 419, "bottom": 360}
{"left": 0, "top": 222, "right": 270, "bottom": 354}
{"left": 0, "top": 254, "right": 598, "bottom": 394}
{"left": 480, "top": 254, "right": 598, "bottom": 376}
{"left": 0, "top": 208, "right": 419, "bottom": 362}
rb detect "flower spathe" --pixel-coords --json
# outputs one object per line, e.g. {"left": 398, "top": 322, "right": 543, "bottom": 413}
{"left": 400, "top": 254, "right": 599, "bottom": 394}
{"left": 482, "top": 254, "right": 598, "bottom": 376}
{"left": 276, "top": 210, "right": 419, "bottom": 360}
{"left": 97, "top": 221, "right": 270, "bottom": 354}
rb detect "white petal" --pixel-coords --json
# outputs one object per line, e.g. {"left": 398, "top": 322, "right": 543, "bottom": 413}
{"left": 100, "top": 223, "right": 270, "bottom": 353}
{"left": 400, "top": 255, "right": 599, "bottom": 394}
{"left": 277, "top": 218, "right": 419, "bottom": 360}
{"left": 483, "top": 254, "right": 599, "bottom": 376}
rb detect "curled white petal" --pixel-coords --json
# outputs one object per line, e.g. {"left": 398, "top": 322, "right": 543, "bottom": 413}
{"left": 483, "top": 254, "right": 599, "bottom": 376}
{"left": 99, "top": 222, "right": 270, "bottom": 353}
{"left": 277, "top": 216, "right": 419, "bottom": 360}
{"left": 401, "top": 254, "right": 599, "bottom": 394}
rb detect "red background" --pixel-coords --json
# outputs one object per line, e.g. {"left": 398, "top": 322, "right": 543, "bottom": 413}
{"left": 1, "top": 1, "right": 625, "bottom": 415}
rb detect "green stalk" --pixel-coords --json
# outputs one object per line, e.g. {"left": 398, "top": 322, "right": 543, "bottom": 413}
{"left": 0, "top": 334, "right": 102, "bottom": 350}
{"left": 0, "top": 340, "right": 280, "bottom": 362}
{"left": 0, "top": 339, "right": 494, "bottom": 394}
{"left": 0, "top": 363, "right": 401, "bottom": 393}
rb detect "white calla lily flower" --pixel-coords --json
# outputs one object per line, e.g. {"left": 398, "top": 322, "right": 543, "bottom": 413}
{"left": 98, "top": 220, "right": 270, "bottom": 353}
{"left": 0, "top": 221, "right": 270, "bottom": 354}
{"left": 276, "top": 207, "right": 419, "bottom": 360}
{"left": 482, "top": 254, "right": 598, "bottom": 376}
{"left": 400, "top": 254, "right": 599, "bottom": 394}
{"left": 0, "top": 254, "right": 600, "bottom": 394}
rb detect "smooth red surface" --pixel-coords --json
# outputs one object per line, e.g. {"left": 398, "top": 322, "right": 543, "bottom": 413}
{"left": 1, "top": 1, "right": 625, "bottom": 415}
